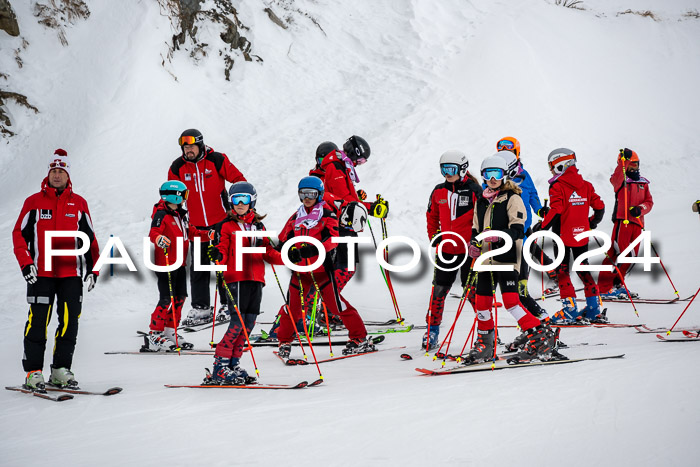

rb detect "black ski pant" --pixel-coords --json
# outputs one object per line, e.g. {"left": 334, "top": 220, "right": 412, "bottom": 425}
{"left": 189, "top": 238, "right": 227, "bottom": 309}
{"left": 22, "top": 276, "right": 83, "bottom": 372}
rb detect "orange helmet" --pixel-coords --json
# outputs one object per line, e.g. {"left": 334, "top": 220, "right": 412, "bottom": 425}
{"left": 619, "top": 148, "right": 639, "bottom": 167}
{"left": 497, "top": 136, "right": 520, "bottom": 159}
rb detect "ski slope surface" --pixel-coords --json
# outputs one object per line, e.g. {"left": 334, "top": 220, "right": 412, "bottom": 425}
{"left": 1, "top": 1, "right": 700, "bottom": 465}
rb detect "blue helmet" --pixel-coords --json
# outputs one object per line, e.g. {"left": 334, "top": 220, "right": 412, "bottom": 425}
{"left": 159, "top": 180, "right": 188, "bottom": 205}
{"left": 228, "top": 181, "right": 257, "bottom": 209}
{"left": 298, "top": 176, "right": 324, "bottom": 202}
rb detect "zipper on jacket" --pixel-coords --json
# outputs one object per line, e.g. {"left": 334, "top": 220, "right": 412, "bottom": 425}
{"left": 194, "top": 162, "right": 209, "bottom": 226}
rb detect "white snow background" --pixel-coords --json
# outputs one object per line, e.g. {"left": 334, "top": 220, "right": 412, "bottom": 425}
{"left": 1, "top": 0, "right": 700, "bottom": 465}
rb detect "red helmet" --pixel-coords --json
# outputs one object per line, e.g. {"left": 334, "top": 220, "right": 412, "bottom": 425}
{"left": 496, "top": 136, "right": 520, "bottom": 159}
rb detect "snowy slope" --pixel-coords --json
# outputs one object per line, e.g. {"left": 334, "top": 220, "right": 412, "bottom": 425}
{"left": 1, "top": 1, "right": 700, "bottom": 465}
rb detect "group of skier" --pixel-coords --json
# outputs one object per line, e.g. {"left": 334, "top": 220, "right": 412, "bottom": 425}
{"left": 11, "top": 131, "right": 654, "bottom": 390}
{"left": 422, "top": 137, "right": 654, "bottom": 364}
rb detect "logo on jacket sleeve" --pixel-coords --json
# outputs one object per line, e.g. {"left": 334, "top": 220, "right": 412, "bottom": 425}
{"left": 40, "top": 209, "right": 52, "bottom": 220}
{"left": 568, "top": 191, "right": 586, "bottom": 206}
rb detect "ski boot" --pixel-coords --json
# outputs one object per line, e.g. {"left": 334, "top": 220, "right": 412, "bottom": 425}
{"left": 49, "top": 366, "right": 79, "bottom": 389}
{"left": 600, "top": 287, "right": 628, "bottom": 300}
{"left": 581, "top": 296, "right": 608, "bottom": 323}
{"left": 216, "top": 304, "right": 231, "bottom": 322}
{"left": 462, "top": 329, "right": 495, "bottom": 365}
{"left": 141, "top": 331, "right": 172, "bottom": 352}
{"left": 421, "top": 325, "right": 440, "bottom": 351}
{"left": 549, "top": 297, "right": 584, "bottom": 325}
{"left": 508, "top": 324, "right": 563, "bottom": 363}
{"left": 505, "top": 330, "right": 529, "bottom": 353}
{"left": 342, "top": 337, "right": 377, "bottom": 355}
{"left": 229, "top": 357, "right": 257, "bottom": 384}
{"left": 209, "top": 356, "right": 246, "bottom": 385}
{"left": 277, "top": 343, "right": 292, "bottom": 359}
{"left": 24, "top": 370, "right": 46, "bottom": 392}
{"left": 163, "top": 327, "right": 194, "bottom": 350}
{"left": 182, "top": 305, "right": 214, "bottom": 326}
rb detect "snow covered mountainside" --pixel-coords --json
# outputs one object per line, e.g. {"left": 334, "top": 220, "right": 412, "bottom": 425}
{"left": 1, "top": 1, "right": 700, "bottom": 465}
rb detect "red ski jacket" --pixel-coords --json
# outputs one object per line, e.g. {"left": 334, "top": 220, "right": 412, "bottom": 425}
{"left": 319, "top": 151, "right": 372, "bottom": 212}
{"left": 542, "top": 167, "right": 605, "bottom": 247}
{"left": 149, "top": 200, "right": 208, "bottom": 267}
{"left": 278, "top": 202, "right": 339, "bottom": 273}
{"left": 215, "top": 218, "right": 283, "bottom": 285}
{"left": 610, "top": 160, "right": 653, "bottom": 228}
{"left": 168, "top": 147, "right": 246, "bottom": 227}
{"left": 308, "top": 166, "right": 344, "bottom": 215}
{"left": 426, "top": 175, "right": 482, "bottom": 254}
{"left": 13, "top": 178, "right": 100, "bottom": 278}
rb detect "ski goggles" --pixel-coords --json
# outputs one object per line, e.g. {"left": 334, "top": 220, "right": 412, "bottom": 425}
{"left": 482, "top": 167, "right": 506, "bottom": 181}
{"left": 230, "top": 193, "right": 253, "bottom": 205}
{"left": 178, "top": 135, "right": 199, "bottom": 146}
{"left": 440, "top": 163, "right": 460, "bottom": 177}
{"left": 497, "top": 139, "right": 516, "bottom": 151}
{"left": 298, "top": 188, "right": 320, "bottom": 201}
{"left": 162, "top": 188, "right": 189, "bottom": 200}
{"left": 48, "top": 160, "right": 68, "bottom": 169}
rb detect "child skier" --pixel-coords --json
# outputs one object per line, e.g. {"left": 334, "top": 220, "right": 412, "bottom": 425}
{"left": 205, "top": 182, "right": 283, "bottom": 384}
{"left": 533, "top": 148, "right": 606, "bottom": 323}
{"left": 143, "top": 181, "right": 211, "bottom": 351}
{"left": 423, "top": 150, "right": 482, "bottom": 350}
{"left": 466, "top": 155, "right": 559, "bottom": 364}
{"left": 277, "top": 176, "right": 373, "bottom": 357}
{"left": 597, "top": 148, "right": 653, "bottom": 299}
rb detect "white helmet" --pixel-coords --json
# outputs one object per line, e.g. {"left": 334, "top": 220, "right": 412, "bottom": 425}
{"left": 547, "top": 148, "right": 576, "bottom": 175}
{"left": 495, "top": 150, "right": 519, "bottom": 178}
{"left": 439, "top": 150, "right": 469, "bottom": 178}
{"left": 340, "top": 201, "right": 368, "bottom": 233}
{"left": 480, "top": 154, "right": 509, "bottom": 182}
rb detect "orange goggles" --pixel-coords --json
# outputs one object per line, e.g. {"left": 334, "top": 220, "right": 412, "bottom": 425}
{"left": 178, "top": 135, "right": 198, "bottom": 146}
{"left": 49, "top": 160, "right": 68, "bottom": 169}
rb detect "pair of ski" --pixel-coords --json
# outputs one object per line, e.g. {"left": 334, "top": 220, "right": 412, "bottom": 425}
{"left": 634, "top": 324, "right": 700, "bottom": 334}
{"left": 275, "top": 340, "right": 405, "bottom": 366}
{"left": 656, "top": 330, "right": 700, "bottom": 342}
{"left": 165, "top": 369, "right": 324, "bottom": 390}
{"left": 415, "top": 354, "right": 625, "bottom": 375}
{"left": 5, "top": 385, "right": 123, "bottom": 402}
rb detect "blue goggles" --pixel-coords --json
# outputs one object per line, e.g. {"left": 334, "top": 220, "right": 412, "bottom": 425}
{"left": 230, "top": 193, "right": 253, "bottom": 205}
{"left": 482, "top": 168, "right": 506, "bottom": 181}
{"left": 440, "top": 163, "right": 460, "bottom": 177}
{"left": 497, "top": 140, "right": 515, "bottom": 151}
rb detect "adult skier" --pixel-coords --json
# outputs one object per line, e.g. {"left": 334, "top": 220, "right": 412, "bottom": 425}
{"left": 423, "top": 150, "right": 482, "bottom": 350}
{"left": 597, "top": 148, "right": 653, "bottom": 299}
{"left": 276, "top": 176, "right": 373, "bottom": 358}
{"left": 465, "top": 155, "right": 558, "bottom": 364}
{"left": 143, "top": 181, "right": 212, "bottom": 351}
{"left": 12, "top": 149, "right": 100, "bottom": 391}
{"left": 168, "top": 129, "right": 246, "bottom": 325}
{"left": 533, "top": 148, "right": 606, "bottom": 323}
{"left": 206, "top": 182, "right": 283, "bottom": 384}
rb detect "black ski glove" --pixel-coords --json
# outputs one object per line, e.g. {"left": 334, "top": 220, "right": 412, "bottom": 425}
{"left": 287, "top": 246, "right": 302, "bottom": 264}
{"left": 536, "top": 206, "right": 550, "bottom": 218}
{"left": 629, "top": 206, "right": 642, "bottom": 218}
{"left": 298, "top": 244, "right": 317, "bottom": 259}
{"left": 369, "top": 199, "right": 389, "bottom": 218}
{"left": 22, "top": 264, "right": 38, "bottom": 285}
{"left": 207, "top": 245, "right": 223, "bottom": 263}
{"left": 531, "top": 221, "right": 543, "bottom": 233}
{"left": 84, "top": 273, "right": 97, "bottom": 292}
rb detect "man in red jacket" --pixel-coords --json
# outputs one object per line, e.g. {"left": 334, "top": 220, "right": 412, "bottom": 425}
{"left": 12, "top": 149, "right": 100, "bottom": 391}
{"left": 534, "top": 148, "right": 605, "bottom": 323}
{"left": 598, "top": 148, "right": 653, "bottom": 298}
{"left": 168, "top": 129, "right": 246, "bottom": 325}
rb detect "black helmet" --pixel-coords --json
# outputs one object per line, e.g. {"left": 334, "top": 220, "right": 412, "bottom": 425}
{"left": 179, "top": 129, "right": 205, "bottom": 159}
{"left": 343, "top": 135, "right": 370, "bottom": 164}
{"left": 315, "top": 141, "right": 338, "bottom": 165}
{"left": 228, "top": 181, "right": 257, "bottom": 210}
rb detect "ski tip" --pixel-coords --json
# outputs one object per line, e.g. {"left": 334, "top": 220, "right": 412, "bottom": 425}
{"left": 309, "top": 378, "right": 324, "bottom": 387}
{"left": 400, "top": 353, "right": 413, "bottom": 360}
{"left": 104, "top": 387, "right": 123, "bottom": 396}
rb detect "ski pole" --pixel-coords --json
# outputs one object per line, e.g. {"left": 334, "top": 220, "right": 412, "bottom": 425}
{"left": 489, "top": 270, "right": 499, "bottom": 370}
{"left": 437, "top": 269, "right": 477, "bottom": 366}
{"left": 213, "top": 269, "right": 261, "bottom": 379}
{"left": 667, "top": 285, "right": 700, "bottom": 334}
{"left": 210, "top": 275, "right": 220, "bottom": 348}
{"left": 308, "top": 267, "right": 334, "bottom": 357}
{"left": 380, "top": 216, "right": 403, "bottom": 322}
{"left": 620, "top": 150, "right": 630, "bottom": 226}
{"left": 646, "top": 233, "right": 680, "bottom": 298}
{"left": 457, "top": 313, "right": 478, "bottom": 361}
{"left": 593, "top": 237, "right": 639, "bottom": 317}
{"left": 424, "top": 250, "right": 439, "bottom": 357}
{"left": 269, "top": 263, "right": 312, "bottom": 363}
{"left": 367, "top": 218, "right": 403, "bottom": 323}
{"left": 294, "top": 271, "right": 324, "bottom": 380}
{"left": 163, "top": 249, "right": 180, "bottom": 355}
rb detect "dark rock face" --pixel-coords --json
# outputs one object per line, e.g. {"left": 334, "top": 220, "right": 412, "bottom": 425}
{"left": 0, "top": 0, "right": 20, "bottom": 36}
